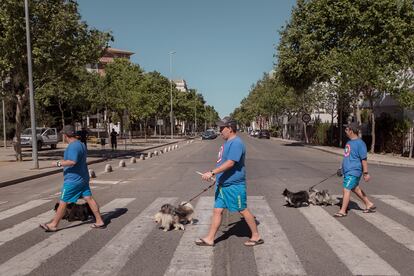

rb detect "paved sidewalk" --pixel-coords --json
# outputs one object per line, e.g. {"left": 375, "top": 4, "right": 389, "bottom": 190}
{"left": 272, "top": 137, "right": 414, "bottom": 168}
{"left": 0, "top": 138, "right": 187, "bottom": 188}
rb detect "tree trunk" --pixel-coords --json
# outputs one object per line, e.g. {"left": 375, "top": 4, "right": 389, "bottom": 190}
{"left": 339, "top": 105, "right": 343, "bottom": 148}
{"left": 409, "top": 127, "right": 413, "bottom": 159}
{"left": 58, "top": 99, "right": 65, "bottom": 130}
{"left": 144, "top": 119, "right": 148, "bottom": 142}
{"left": 303, "top": 122, "right": 309, "bottom": 144}
{"left": 14, "top": 94, "right": 24, "bottom": 161}
{"left": 369, "top": 99, "right": 376, "bottom": 153}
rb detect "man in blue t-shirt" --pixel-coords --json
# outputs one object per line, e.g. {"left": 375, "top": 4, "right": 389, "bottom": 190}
{"left": 195, "top": 118, "right": 263, "bottom": 247}
{"left": 40, "top": 125, "right": 105, "bottom": 232}
{"left": 334, "top": 122, "right": 376, "bottom": 217}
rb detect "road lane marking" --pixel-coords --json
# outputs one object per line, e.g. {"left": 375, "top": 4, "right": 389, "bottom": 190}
{"left": 0, "top": 199, "right": 51, "bottom": 221}
{"left": 0, "top": 201, "right": 8, "bottom": 205}
{"left": 73, "top": 197, "right": 177, "bottom": 276}
{"left": 164, "top": 197, "right": 215, "bottom": 276}
{"left": 299, "top": 206, "right": 399, "bottom": 275}
{"left": 354, "top": 211, "right": 414, "bottom": 251}
{"left": 89, "top": 180, "right": 120, "bottom": 185}
{"left": 0, "top": 198, "right": 135, "bottom": 276}
{"left": 248, "top": 196, "right": 307, "bottom": 276}
{"left": 0, "top": 210, "right": 55, "bottom": 246}
{"left": 373, "top": 195, "right": 414, "bottom": 217}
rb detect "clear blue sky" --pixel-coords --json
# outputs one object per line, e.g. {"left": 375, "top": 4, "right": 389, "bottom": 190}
{"left": 77, "top": 0, "right": 296, "bottom": 118}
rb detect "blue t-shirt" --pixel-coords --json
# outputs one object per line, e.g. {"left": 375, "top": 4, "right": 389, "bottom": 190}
{"left": 342, "top": 138, "right": 367, "bottom": 177}
{"left": 216, "top": 136, "right": 246, "bottom": 186}
{"left": 63, "top": 140, "right": 89, "bottom": 185}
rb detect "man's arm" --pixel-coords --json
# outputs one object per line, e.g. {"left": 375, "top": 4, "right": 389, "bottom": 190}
{"left": 52, "top": 160, "right": 76, "bottom": 167}
{"left": 201, "top": 160, "right": 235, "bottom": 181}
{"left": 362, "top": 159, "right": 370, "bottom": 182}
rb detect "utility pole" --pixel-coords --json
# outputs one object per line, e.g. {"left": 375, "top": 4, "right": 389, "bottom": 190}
{"left": 194, "top": 94, "right": 197, "bottom": 134}
{"left": 169, "top": 51, "right": 176, "bottom": 140}
{"left": 25, "top": 0, "right": 38, "bottom": 169}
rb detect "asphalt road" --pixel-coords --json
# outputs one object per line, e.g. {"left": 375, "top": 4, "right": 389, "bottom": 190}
{"left": 0, "top": 134, "right": 413, "bottom": 276}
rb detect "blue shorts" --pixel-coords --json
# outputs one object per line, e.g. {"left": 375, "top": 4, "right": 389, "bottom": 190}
{"left": 342, "top": 175, "right": 361, "bottom": 190}
{"left": 60, "top": 182, "right": 92, "bottom": 203}
{"left": 214, "top": 184, "right": 247, "bottom": 212}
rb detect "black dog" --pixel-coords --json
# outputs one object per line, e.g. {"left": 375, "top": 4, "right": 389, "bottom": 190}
{"left": 54, "top": 202, "right": 94, "bottom": 222}
{"left": 282, "top": 188, "right": 309, "bottom": 208}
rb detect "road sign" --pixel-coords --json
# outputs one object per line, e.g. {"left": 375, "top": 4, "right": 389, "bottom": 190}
{"left": 157, "top": 119, "right": 164, "bottom": 126}
{"left": 302, "top": 113, "right": 311, "bottom": 123}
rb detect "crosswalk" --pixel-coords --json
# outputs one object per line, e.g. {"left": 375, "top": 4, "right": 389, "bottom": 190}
{"left": 0, "top": 194, "right": 413, "bottom": 275}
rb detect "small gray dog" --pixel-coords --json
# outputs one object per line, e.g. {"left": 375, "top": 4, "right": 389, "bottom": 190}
{"left": 308, "top": 188, "right": 337, "bottom": 206}
{"left": 154, "top": 202, "right": 194, "bottom": 231}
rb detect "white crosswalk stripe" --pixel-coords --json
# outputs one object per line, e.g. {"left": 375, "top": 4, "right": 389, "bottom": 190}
{"left": 0, "top": 210, "right": 55, "bottom": 246}
{"left": 73, "top": 197, "right": 177, "bottom": 276}
{"left": 299, "top": 206, "right": 399, "bottom": 275}
{"left": 0, "top": 198, "right": 135, "bottom": 276}
{"left": 373, "top": 195, "right": 414, "bottom": 217}
{"left": 164, "top": 197, "right": 214, "bottom": 276}
{"left": 248, "top": 196, "right": 307, "bottom": 276}
{"left": 354, "top": 210, "right": 414, "bottom": 251}
{"left": 0, "top": 199, "right": 51, "bottom": 221}
{"left": 1, "top": 195, "right": 413, "bottom": 275}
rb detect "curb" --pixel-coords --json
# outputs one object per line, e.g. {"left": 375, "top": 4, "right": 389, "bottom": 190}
{"left": 0, "top": 139, "right": 187, "bottom": 188}
{"left": 272, "top": 137, "right": 414, "bottom": 168}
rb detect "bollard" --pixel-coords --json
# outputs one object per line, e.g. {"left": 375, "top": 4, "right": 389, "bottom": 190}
{"left": 140, "top": 154, "right": 145, "bottom": 160}
{"left": 164, "top": 147, "right": 168, "bottom": 153}
{"left": 105, "top": 164, "right": 113, "bottom": 173}
{"left": 119, "top": 160, "right": 126, "bottom": 167}
{"left": 154, "top": 151, "right": 158, "bottom": 156}
{"left": 88, "top": 169, "right": 96, "bottom": 178}
{"left": 147, "top": 152, "right": 152, "bottom": 158}
{"left": 175, "top": 145, "right": 178, "bottom": 149}
{"left": 130, "top": 157, "right": 136, "bottom": 163}
{"left": 168, "top": 146, "right": 171, "bottom": 151}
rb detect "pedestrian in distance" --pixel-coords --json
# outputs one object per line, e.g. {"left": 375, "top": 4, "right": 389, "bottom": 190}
{"left": 39, "top": 125, "right": 105, "bottom": 232}
{"left": 195, "top": 118, "right": 263, "bottom": 247}
{"left": 110, "top": 128, "right": 118, "bottom": 151}
{"left": 334, "top": 122, "right": 376, "bottom": 217}
{"left": 77, "top": 127, "right": 89, "bottom": 149}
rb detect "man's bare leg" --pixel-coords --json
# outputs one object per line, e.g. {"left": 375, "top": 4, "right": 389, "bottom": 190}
{"left": 200, "top": 208, "right": 223, "bottom": 245}
{"left": 352, "top": 186, "right": 374, "bottom": 209}
{"left": 47, "top": 201, "right": 67, "bottom": 229}
{"left": 239, "top": 208, "right": 261, "bottom": 242}
{"left": 338, "top": 188, "right": 351, "bottom": 215}
{"left": 84, "top": 196, "right": 104, "bottom": 225}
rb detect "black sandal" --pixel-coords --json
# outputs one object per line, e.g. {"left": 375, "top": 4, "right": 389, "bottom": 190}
{"left": 244, "top": 239, "right": 264, "bottom": 246}
{"left": 195, "top": 238, "right": 214, "bottom": 247}
{"left": 333, "top": 212, "right": 347, "bottom": 217}
{"left": 39, "top": 223, "right": 58, "bottom": 232}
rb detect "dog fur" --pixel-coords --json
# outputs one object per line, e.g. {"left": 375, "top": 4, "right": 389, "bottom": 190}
{"left": 282, "top": 188, "right": 309, "bottom": 208}
{"left": 308, "top": 188, "right": 337, "bottom": 206}
{"left": 54, "top": 202, "right": 94, "bottom": 222}
{"left": 154, "top": 202, "right": 194, "bottom": 231}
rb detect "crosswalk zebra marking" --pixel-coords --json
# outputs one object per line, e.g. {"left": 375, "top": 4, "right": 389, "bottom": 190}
{"left": 248, "top": 196, "right": 307, "bottom": 275}
{"left": 0, "top": 198, "right": 135, "bottom": 276}
{"left": 0, "top": 199, "right": 51, "bottom": 221}
{"left": 0, "top": 210, "right": 55, "bottom": 246}
{"left": 373, "top": 195, "right": 414, "bottom": 217}
{"left": 73, "top": 197, "right": 177, "bottom": 276}
{"left": 299, "top": 206, "right": 399, "bottom": 275}
{"left": 89, "top": 180, "right": 120, "bottom": 185}
{"left": 164, "top": 196, "right": 214, "bottom": 276}
{"left": 354, "top": 211, "right": 414, "bottom": 251}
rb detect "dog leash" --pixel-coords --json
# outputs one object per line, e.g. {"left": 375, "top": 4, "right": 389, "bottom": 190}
{"left": 308, "top": 172, "right": 338, "bottom": 190}
{"left": 180, "top": 172, "right": 216, "bottom": 206}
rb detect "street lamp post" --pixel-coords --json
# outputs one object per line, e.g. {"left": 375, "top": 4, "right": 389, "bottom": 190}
{"left": 194, "top": 93, "right": 197, "bottom": 134}
{"left": 2, "top": 96, "right": 6, "bottom": 148}
{"left": 169, "top": 51, "right": 175, "bottom": 140}
{"left": 24, "top": 0, "right": 39, "bottom": 169}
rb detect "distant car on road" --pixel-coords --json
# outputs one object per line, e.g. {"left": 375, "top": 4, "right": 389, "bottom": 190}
{"left": 13, "top": 127, "right": 59, "bottom": 149}
{"left": 258, "top": 129, "right": 270, "bottom": 139}
{"left": 201, "top": 129, "right": 217, "bottom": 140}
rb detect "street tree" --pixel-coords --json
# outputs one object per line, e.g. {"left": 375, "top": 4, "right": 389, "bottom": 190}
{"left": 0, "top": 0, "right": 110, "bottom": 160}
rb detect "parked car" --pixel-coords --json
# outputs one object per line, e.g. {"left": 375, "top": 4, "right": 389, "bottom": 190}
{"left": 201, "top": 130, "right": 217, "bottom": 140}
{"left": 252, "top": 130, "right": 260, "bottom": 137}
{"left": 13, "top": 127, "right": 59, "bottom": 149}
{"left": 258, "top": 129, "right": 270, "bottom": 139}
